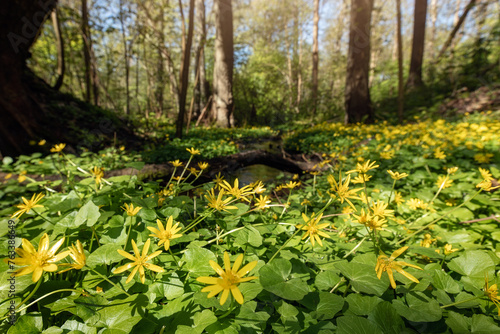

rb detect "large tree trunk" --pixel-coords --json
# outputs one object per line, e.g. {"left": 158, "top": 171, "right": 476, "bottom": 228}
{"left": 344, "top": 0, "right": 374, "bottom": 124}
{"left": 406, "top": 0, "right": 428, "bottom": 89}
{"left": 82, "top": 0, "right": 92, "bottom": 103}
{"left": 0, "top": 0, "right": 58, "bottom": 157}
{"left": 212, "top": 0, "right": 234, "bottom": 128}
{"left": 396, "top": 0, "right": 404, "bottom": 123}
{"left": 311, "top": 0, "right": 320, "bottom": 116}
{"left": 175, "top": 0, "right": 195, "bottom": 137}
{"left": 51, "top": 7, "right": 65, "bottom": 91}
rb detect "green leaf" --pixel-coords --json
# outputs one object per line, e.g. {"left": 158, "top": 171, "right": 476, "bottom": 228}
{"left": 234, "top": 301, "right": 270, "bottom": 332}
{"left": 445, "top": 311, "right": 471, "bottom": 334}
{"left": 448, "top": 250, "right": 495, "bottom": 279}
{"left": 7, "top": 312, "right": 43, "bottom": 334}
{"left": 315, "top": 292, "right": 344, "bottom": 320}
{"left": 449, "top": 208, "right": 474, "bottom": 221}
{"left": 335, "top": 260, "right": 389, "bottom": 296}
{"left": 392, "top": 291, "right": 442, "bottom": 322}
{"left": 147, "top": 272, "right": 184, "bottom": 302}
{"left": 176, "top": 310, "right": 218, "bottom": 334}
{"left": 87, "top": 244, "right": 124, "bottom": 268}
{"left": 60, "top": 320, "right": 97, "bottom": 334}
{"left": 74, "top": 200, "right": 101, "bottom": 227}
{"left": 471, "top": 314, "right": 500, "bottom": 333}
{"left": 346, "top": 294, "right": 382, "bottom": 316}
{"left": 51, "top": 191, "right": 81, "bottom": 213}
{"left": 137, "top": 208, "right": 156, "bottom": 221}
{"left": 367, "top": 302, "right": 405, "bottom": 334}
{"left": 336, "top": 315, "right": 384, "bottom": 334}
{"left": 431, "top": 269, "right": 461, "bottom": 294}
{"left": 233, "top": 225, "right": 263, "bottom": 247}
{"left": 125, "top": 162, "right": 146, "bottom": 171}
{"left": 158, "top": 207, "right": 181, "bottom": 219}
{"left": 88, "top": 295, "right": 142, "bottom": 332}
{"left": 259, "top": 258, "right": 309, "bottom": 300}
{"left": 315, "top": 270, "right": 341, "bottom": 291}
{"left": 182, "top": 248, "right": 217, "bottom": 276}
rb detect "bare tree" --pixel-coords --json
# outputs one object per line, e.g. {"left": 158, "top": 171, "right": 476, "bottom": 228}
{"left": 51, "top": 7, "right": 65, "bottom": 91}
{"left": 344, "top": 0, "right": 375, "bottom": 124}
{"left": 311, "top": 0, "right": 320, "bottom": 116}
{"left": 175, "top": 0, "right": 195, "bottom": 137}
{"left": 396, "top": 0, "right": 404, "bottom": 122}
{"left": 406, "top": 0, "right": 428, "bottom": 88}
{"left": 212, "top": 0, "right": 234, "bottom": 128}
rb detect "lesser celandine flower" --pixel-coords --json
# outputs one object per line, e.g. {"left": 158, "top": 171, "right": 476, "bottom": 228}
{"left": 186, "top": 147, "right": 200, "bottom": 155}
{"left": 122, "top": 203, "right": 142, "bottom": 216}
{"left": 170, "top": 160, "right": 183, "bottom": 167}
{"left": 254, "top": 195, "right": 271, "bottom": 210}
{"left": 59, "top": 240, "right": 86, "bottom": 273}
{"left": 393, "top": 191, "right": 405, "bottom": 205}
{"left": 147, "top": 217, "right": 183, "bottom": 251}
{"left": 6, "top": 233, "right": 70, "bottom": 282}
{"left": 113, "top": 239, "right": 164, "bottom": 284}
{"left": 251, "top": 180, "right": 266, "bottom": 194}
{"left": 198, "top": 162, "right": 209, "bottom": 170}
{"left": 50, "top": 143, "right": 66, "bottom": 153}
{"left": 284, "top": 181, "right": 300, "bottom": 189}
{"left": 387, "top": 170, "right": 408, "bottom": 180}
{"left": 476, "top": 180, "right": 500, "bottom": 192}
{"left": 479, "top": 168, "right": 493, "bottom": 181}
{"left": 196, "top": 252, "right": 258, "bottom": 305}
{"left": 327, "top": 172, "right": 362, "bottom": 210}
{"left": 375, "top": 246, "right": 422, "bottom": 289}
{"left": 436, "top": 175, "right": 453, "bottom": 189}
{"left": 214, "top": 172, "right": 225, "bottom": 188}
{"left": 484, "top": 275, "right": 500, "bottom": 316}
{"left": 220, "top": 178, "right": 253, "bottom": 202}
{"left": 12, "top": 193, "right": 45, "bottom": 219}
{"left": 205, "top": 188, "right": 237, "bottom": 213}
{"left": 38, "top": 139, "right": 46, "bottom": 146}
{"left": 474, "top": 153, "right": 494, "bottom": 164}
{"left": 90, "top": 167, "right": 104, "bottom": 184}
{"left": 420, "top": 234, "right": 436, "bottom": 248}
{"left": 296, "top": 212, "right": 330, "bottom": 247}
{"left": 370, "top": 201, "right": 394, "bottom": 218}
{"left": 444, "top": 244, "right": 458, "bottom": 255}
{"left": 434, "top": 147, "right": 446, "bottom": 160}
{"left": 347, "top": 159, "right": 379, "bottom": 174}
{"left": 351, "top": 174, "right": 372, "bottom": 184}
{"left": 447, "top": 167, "right": 458, "bottom": 175}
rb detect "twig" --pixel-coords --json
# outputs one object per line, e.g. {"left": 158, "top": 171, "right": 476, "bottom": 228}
{"left": 458, "top": 215, "right": 499, "bottom": 224}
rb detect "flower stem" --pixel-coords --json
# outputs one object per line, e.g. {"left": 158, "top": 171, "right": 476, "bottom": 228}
{"left": 268, "top": 228, "right": 302, "bottom": 263}
{"left": 89, "top": 267, "right": 131, "bottom": 296}
{"left": 440, "top": 295, "right": 480, "bottom": 309}
{"left": 17, "top": 278, "right": 42, "bottom": 311}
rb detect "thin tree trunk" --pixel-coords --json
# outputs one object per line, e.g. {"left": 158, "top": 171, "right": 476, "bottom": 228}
{"left": 175, "top": 0, "right": 195, "bottom": 137}
{"left": 312, "top": 0, "right": 320, "bottom": 116}
{"left": 119, "top": 0, "right": 130, "bottom": 115}
{"left": 435, "top": 0, "right": 476, "bottom": 62}
{"left": 428, "top": 0, "right": 438, "bottom": 60}
{"left": 406, "top": 0, "right": 428, "bottom": 88}
{"left": 344, "top": 0, "right": 375, "bottom": 124}
{"left": 51, "top": 8, "right": 65, "bottom": 91}
{"left": 82, "top": 0, "right": 91, "bottom": 103}
{"left": 396, "top": 0, "right": 404, "bottom": 123}
{"left": 212, "top": 0, "right": 234, "bottom": 128}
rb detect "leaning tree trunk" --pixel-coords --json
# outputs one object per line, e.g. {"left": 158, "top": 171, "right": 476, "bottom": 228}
{"left": 344, "top": 0, "right": 375, "bottom": 124}
{"left": 0, "top": 0, "right": 58, "bottom": 157}
{"left": 212, "top": 0, "right": 234, "bottom": 128}
{"left": 51, "top": 7, "right": 65, "bottom": 91}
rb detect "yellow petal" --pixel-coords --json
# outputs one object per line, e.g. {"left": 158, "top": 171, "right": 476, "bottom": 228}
{"left": 197, "top": 276, "right": 220, "bottom": 284}
{"left": 210, "top": 260, "right": 224, "bottom": 276}
{"left": 231, "top": 286, "right": 244, "bottom": 304}
{"left": 390, "top": 246, "right": 409, "bottom": 260}
{"left": 144, "top": 263, "right": 164, "bottom": 273}
{"left": 117, "top": 249, "right": 137, "bottom": 262}
{"left": 113, "top": 262, "right": 135, "bottom": 274}
{"left": 237, "top": 261, "right": 258, "bottom": 277}
{"left": 223, "top": 252, "right": 231, "bottom": 272}
{"left": 232, "top": 254, "right": 244, "bottom": 273}
{"left": 32, "top": 267, "right": 44, "bottom": 282}
{"left": 207, "top": 285, "right": 224, "bottom": 298}
{"left": 131, "top": 240, "right": 140, "bottom": 257}
{"left": 220, "top": 288, "right": 230, "bottom": 305}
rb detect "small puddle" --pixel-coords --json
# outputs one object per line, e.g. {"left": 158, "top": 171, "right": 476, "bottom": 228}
{"left": 231, "top": 164, "right": 292, "bottom": 186}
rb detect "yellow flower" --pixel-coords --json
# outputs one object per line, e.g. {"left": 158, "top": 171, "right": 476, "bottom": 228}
{"left": 474, "top": 153, "right": 493, "bottom": 164}
{"left": 50, "top": 143, "right": 66, "bottom": 153}
{"left": 301, "top": 198, "right": 311, "bottom": 206}
{"left": 12, "top": 193, "right": 45, "bottom": 219}
{"left": 484, "top": 275, "right": 500, "bottom": 316}
{"left": 189, "top": 167, "right": 199, "bottom": 176}
{"left": 6, "top": 233, "right": 70, "bottom": 282}
{"left": 4, "top": 173, "right": 12, "bottom": 179}
{"left": 366, "top": 216, "right": 387, "bottom": 231}
{"left": 251, "top": 181, "right": 266, "bottom": 194}
{"left": 327, "top": 172, "right": 362, "bottom": 210}
{"left": 122, "top": 203, "right": 142, "bottom": 216}
{"left": 434, "top": 147, "right": 446, "bottom": 160}
{"left": 375, "top": 246, "right": 423, "bottom": 289}
{"left": 113, "top": 239, "right": 164, "bottom": 284}
{"left": 370, "top": 201, "right": 394, "bottom": 218}
{"left": 387, "top": 170, "right": 409, "bottom": 180}
{"left": 90, "top": 167, "right": 104, "bottom": 185}
{"left": 352, "top": 208, "right": 371, "bottom": 225}
{"left": 393, "top": 191, "right": 405, "bottom": 205}
{"left": 447, "top": 167, "right": 458, "bottom": 175}
{"left": 347, "top": 160, "right": 379, "bottom": 174}
{"left": 205, "top": 188, "right": 238, "bottom": 213}
{"left": 186, "top": 147, "right": 201, "bottom": 155}
{"left": 407, "top": 198, "right": 424, "bottom": 210}
{"left": 296, "top": 212, "right": 331, "bottom": 247}
{"left": 479, "top": 168, "right": 494, "bottom": 181}
{"left": 214, "top": 172, "right": 225, "bottom": 188}
{"left": 38, "top": 139, "right": 46, "bottom": 146}
{"left": 444, "top": 244, "right": 458, "bottom": 255}
{"left": 254, "top": 195, "right": 271, "bottom": 210}
{"left": 198, "top": 162, "right": 209, "bottom": 170}
{"left": 351, "top": 174, "right": 372, "bottom": 184}
{"left": 436, "top": 175, "right": 453, "bottom": 189}
{"left": 220, "top": 178, "right": 254, "bottom": 202}
{"left": 284, "top": 181, "right": 300, "bottom": 189}
{"left": 476, "top": 180, "right": 500, "bottom": 191}
{"left": 59, "top": 240, "right": 86, "bottom": 273}
{"left": 420, "top": 234, "right": 436, "bottom": 248}
{"left": 196, "top": 252, "right": 258, "bottom": 305}
{"left": 119, "top": 146, "right": 125, "bottom": 151}
{"left": 147, "top": 217, "right": 183, "bottom": 251}
{"left": 170, "top": 160, "right": 183, "bottom": 167}
{"left": 18, "top": 175, "right": 26, "bottom": 183}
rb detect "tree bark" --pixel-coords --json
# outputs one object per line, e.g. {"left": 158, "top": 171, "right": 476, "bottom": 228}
{"left": 82, "top": 0, "right": 91, "bottom": 103}
{"left": 428, "top": 0, "right": 438, "bottom": 60}
{"left": 119, "top": 0, "right": 130, "bottom": 115}
{"left": 194, "top": 0, "right": 209, "bottom": 119}
{"left": 435, "top": 0, "right": 476, "bottom": 62}
{"left": 406, "top": 0, "right": 428, "bottom": 89}
{"left": 396, "top": 0, "right": 404, "bottom": 122}
{"left": 212, "top": 0, "right": 234, "bottom": 128}
{"left": 175, "top": 0, "right": 195, "bottom": 137}
{"left": 344, "top": 0, "right": 374, "bottom": 124}
{"left": 51, "top": 7, "right": 65, "bottom": 91}
{"left": 311, "top": 0, "right": 320, "bottom": 116}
